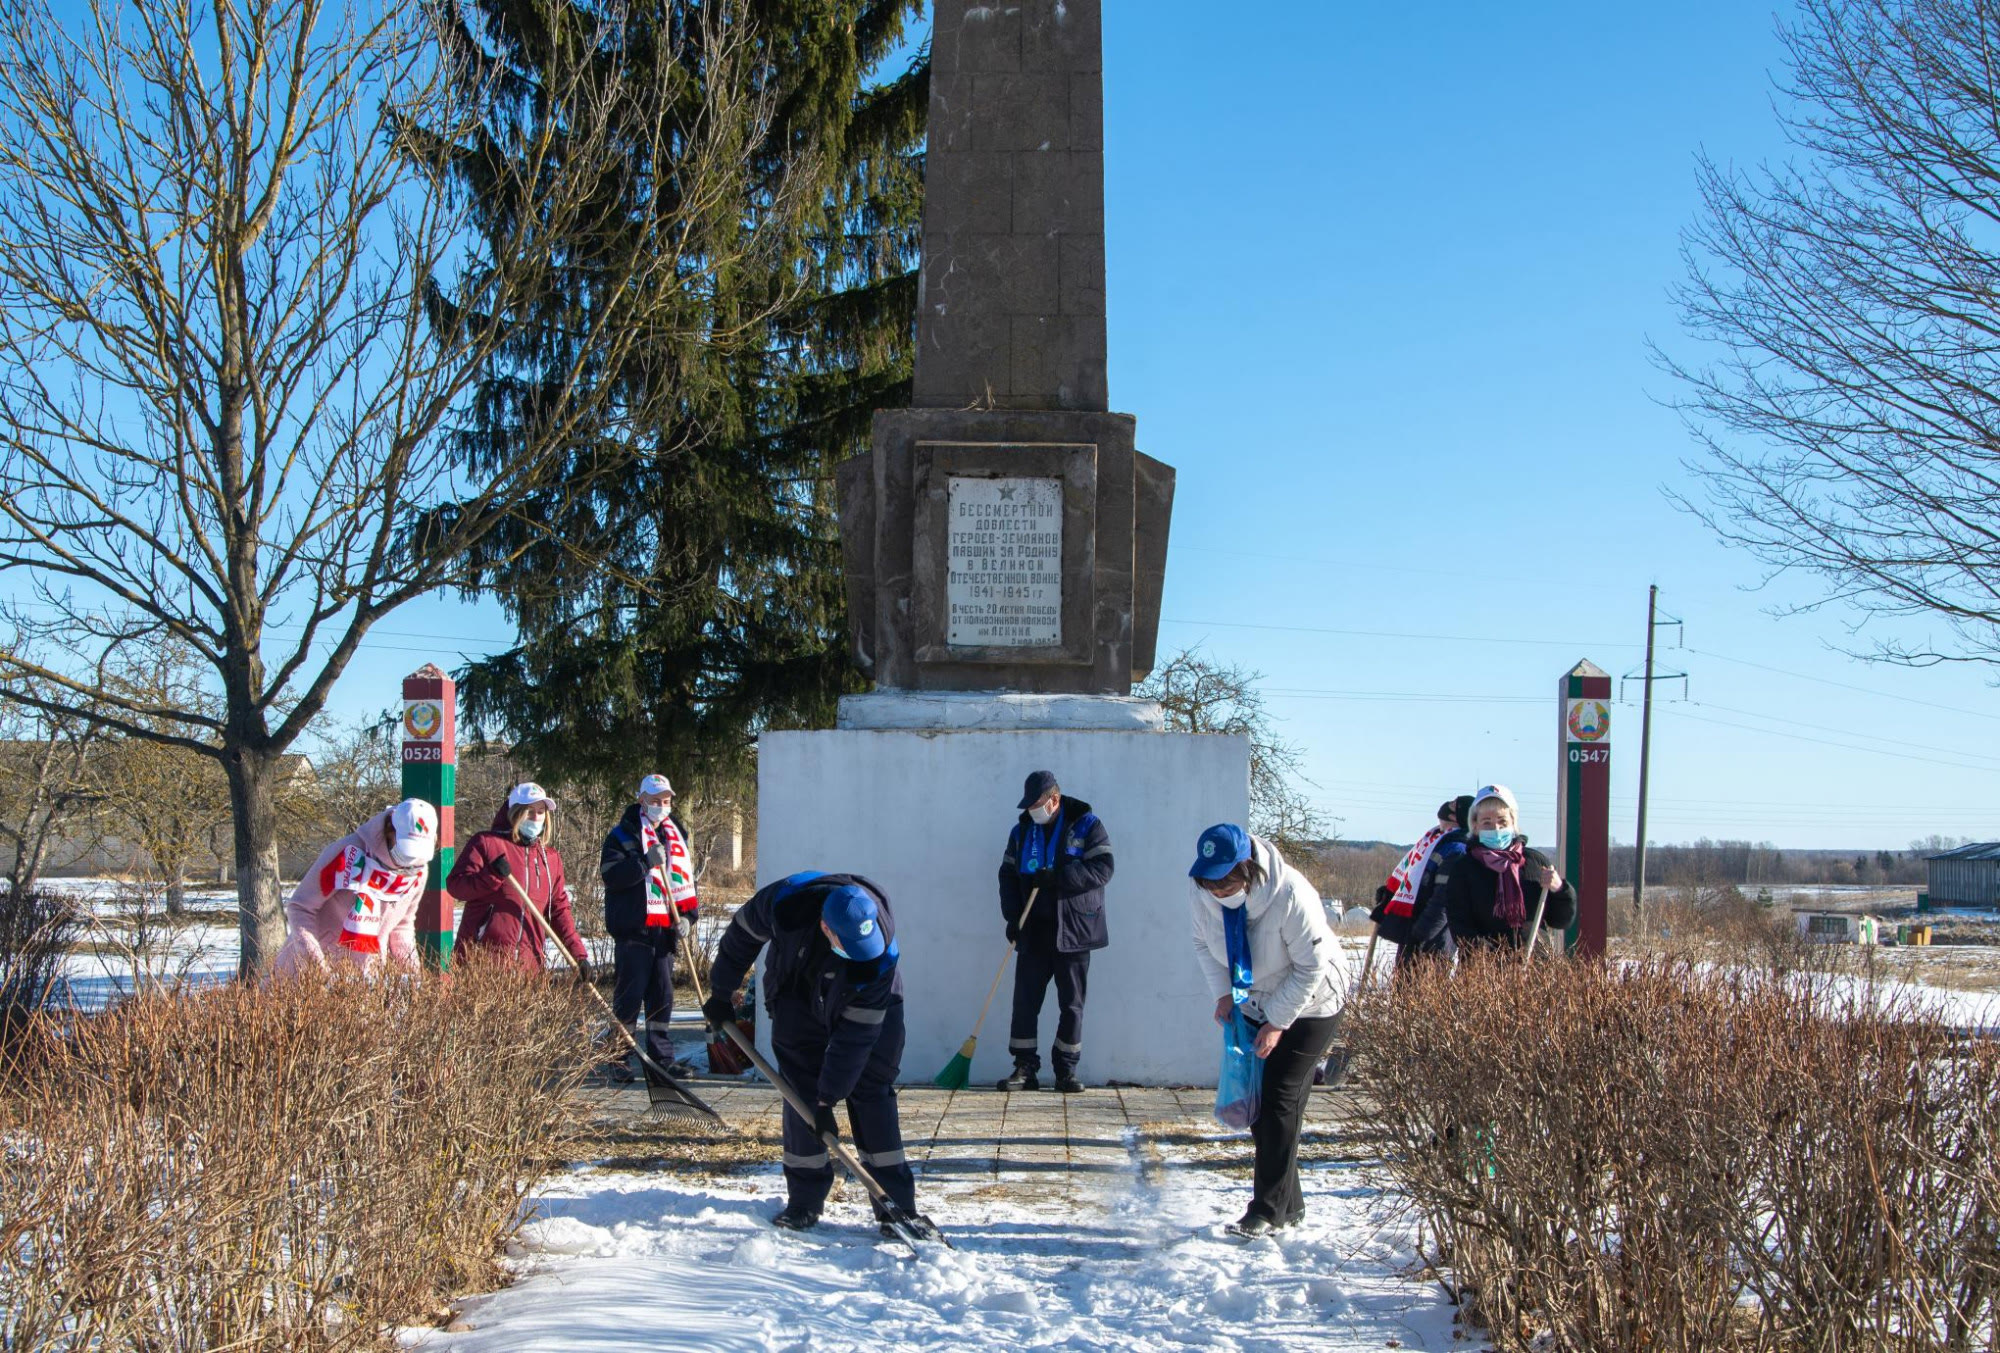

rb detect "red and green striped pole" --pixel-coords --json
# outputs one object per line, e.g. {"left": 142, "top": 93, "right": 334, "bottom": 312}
{"left": 401, "top": 665, "right": 456, "bottom": 970}
{"left": 1557, "top": 660, "right": 1611, "bottom": 958}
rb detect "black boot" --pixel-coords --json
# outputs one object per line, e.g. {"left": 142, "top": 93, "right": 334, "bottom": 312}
{"left": 772, "top": 1203, "right": 821, "bottom": 1231}
{"left": 1225, "top": 1212, "right": 1277, "bottom": 1238}
{"left": 995, "top": 1063, "right": 1040, "bottom": 1092}
{"left": 1053, "top": 1072, "right": 1085, "bottom": 1093}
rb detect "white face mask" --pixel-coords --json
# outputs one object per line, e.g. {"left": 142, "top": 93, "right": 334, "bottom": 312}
{"left": 390, "top": 838, "right": 432, "bottom": 870}
{"left": 1028, "top": 802, "right": 1057, "bottom": 825}
{"left": 640, "top": 802, "right": 668, "bottom": 826}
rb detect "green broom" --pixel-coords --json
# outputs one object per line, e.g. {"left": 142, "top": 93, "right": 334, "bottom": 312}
{"left": 933, "top": 887, "right": 1039, "bottom": 1089}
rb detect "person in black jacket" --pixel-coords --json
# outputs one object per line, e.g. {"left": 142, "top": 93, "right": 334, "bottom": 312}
{"left": 703, "top": 872, "right": 928, "bottom": 1235}
{"left": 1441, "top": 784, "right": 1577, "bottom": 950}
{"left": 996, "top": 770, "right": 1113, "bottom": 1094}
{"left": 1399, "top": 793, "right": 1475, "bottom": 969}
{"left": 599, "top": 774, "right": 697, "bottom": 1081}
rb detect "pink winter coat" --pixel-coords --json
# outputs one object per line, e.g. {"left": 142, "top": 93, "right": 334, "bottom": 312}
{"left": 273, "top": 811, "right": 427, "bottom": 977}
{"left": 448, "top": 805, "right": 588, "bottom": 972}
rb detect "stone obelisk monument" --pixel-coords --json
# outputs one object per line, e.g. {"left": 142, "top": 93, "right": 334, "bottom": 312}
{"left": 759, "top": 1, "right": 1249, "bottom": 1086}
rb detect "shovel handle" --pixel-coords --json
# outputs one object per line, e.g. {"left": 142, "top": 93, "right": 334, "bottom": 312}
{"left": 715, "top": 1019, "right": 903, "bottom": 1214}
{"left": 1522, "top": 884, "right": 1551, "bottom": 959}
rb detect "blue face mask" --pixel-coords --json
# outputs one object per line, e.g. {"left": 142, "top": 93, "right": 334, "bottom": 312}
{"left": 1478, "top": 828, "right": 1515, "bottom": 850}
{"left": 518, "top": 816, "right": 544, "bottom": 843}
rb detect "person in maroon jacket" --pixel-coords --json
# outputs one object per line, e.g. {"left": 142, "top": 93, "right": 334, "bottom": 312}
{"left": 449, "top": 782, "right": 591, "bottom": 981}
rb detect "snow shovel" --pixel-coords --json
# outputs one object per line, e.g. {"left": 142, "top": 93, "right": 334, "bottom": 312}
{"left": 1319, "top": 924, "right": 1379, "bottom": 1090}
{"left": 492, "top": 862, "right": 723, "bottom": 1125}
{"left": 933, "top": 886, "right": 1040, "bottom": 1090}
{"left": 1521, "top": 882, "right": 1552, "bottom": 959}
{"left": 714, "top": 1020, "right": 950, "bottom": 1254}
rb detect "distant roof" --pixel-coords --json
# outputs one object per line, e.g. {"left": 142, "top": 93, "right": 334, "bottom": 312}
{"left": 1929, "top": 842, "right": 2000, "bottom": 861}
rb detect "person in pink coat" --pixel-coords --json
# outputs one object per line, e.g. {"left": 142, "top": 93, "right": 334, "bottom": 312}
{"left": 273, "top": 798, "right": 438, "bottom": 977}
{"left": 449, "top": 782, "right": 591, "bottom": 980}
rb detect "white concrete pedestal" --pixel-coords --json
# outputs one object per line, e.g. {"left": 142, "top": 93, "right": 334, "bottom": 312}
{"left": 757, "top": 724, "right": 1250, "bottom": 1087}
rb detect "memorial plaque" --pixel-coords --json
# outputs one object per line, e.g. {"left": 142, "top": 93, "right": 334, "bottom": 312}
{"left": 947, "top": 476, "right": 1063, "bottom": 647}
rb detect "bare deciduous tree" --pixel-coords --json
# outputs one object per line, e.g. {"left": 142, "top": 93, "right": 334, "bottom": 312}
{"left": 0, "top": 0, "right": 810, "bottom": 972}
{"left": 0, "top": 660, "right": 108, "bottom": 900}
{"left": 1664, "top": 0, "right": 2000, "bottom": 667}
{"left": 1136, "top": 647, "right": 1329, "bottom": 852}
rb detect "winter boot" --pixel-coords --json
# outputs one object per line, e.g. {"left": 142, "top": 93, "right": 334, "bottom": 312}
{"left": 772, "top": 1203, "right": 821, "bottom": 1232}
{"left": 995, "top": 1063, "right": 1040, "bottom": 1092}
{"left": 1053, "top": 1072, "right": 1085, "bottom": 1094}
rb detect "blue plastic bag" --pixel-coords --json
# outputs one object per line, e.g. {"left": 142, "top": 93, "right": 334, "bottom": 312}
{"left": 1214, "top": 1009, "right": 1264, "bottom": 1129}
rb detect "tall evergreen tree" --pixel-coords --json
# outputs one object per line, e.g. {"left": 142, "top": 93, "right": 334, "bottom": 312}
{"left": 436, "top": 0, "right": 926, "bottom": 803}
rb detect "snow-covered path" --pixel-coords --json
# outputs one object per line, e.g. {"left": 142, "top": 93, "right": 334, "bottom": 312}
{"left": 410, "top": 1085, "right": 1462, "bottom": 1352}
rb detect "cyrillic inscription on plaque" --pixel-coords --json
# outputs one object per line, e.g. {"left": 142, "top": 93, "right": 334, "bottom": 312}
{"left": 947, "top": 476, "right": 1063, "bottom": 647}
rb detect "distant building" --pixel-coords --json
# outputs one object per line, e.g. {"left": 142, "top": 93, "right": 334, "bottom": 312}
{"left": 1925, "top": 842, "right": 2000, "bottom": 908}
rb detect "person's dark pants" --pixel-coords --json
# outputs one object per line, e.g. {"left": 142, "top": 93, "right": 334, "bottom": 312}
{"left": 611, "top": 934, "right": 676, "bottom": 1067}
{"left": 1246, "top": 1012, "right": 1342, "bottom": 1225}
{"left": 1007, "top": 945, "right": 1089, "bottom": 1077}
{"left": 770, "top": 994, "right": 915, "bottom": 1216}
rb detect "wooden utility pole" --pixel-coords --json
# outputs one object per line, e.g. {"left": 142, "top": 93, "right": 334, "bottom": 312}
{"left": 1634, "top": 585, "right": 1658, "bottom": 934}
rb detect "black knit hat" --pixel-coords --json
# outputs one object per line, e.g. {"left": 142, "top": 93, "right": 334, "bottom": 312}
{"left": 1452, "top": 794, "right": 1476, "bottom": 829}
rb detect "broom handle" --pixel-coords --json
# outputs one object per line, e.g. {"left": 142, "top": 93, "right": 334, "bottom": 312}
{"left": 965, "top": 886, "right": 1040, "bottom": 1045}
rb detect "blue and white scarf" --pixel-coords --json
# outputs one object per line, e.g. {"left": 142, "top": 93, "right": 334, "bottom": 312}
{"left": 1222, "top": 904, "right": 1253, "bottom": 1007}
{"left": 1018, "top": 815, "right": 1061, "bottom": 875}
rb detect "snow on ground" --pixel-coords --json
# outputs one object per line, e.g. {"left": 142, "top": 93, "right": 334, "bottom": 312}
{"left": 408, "top": 1143, "right": 1459, "bottom": 1353}
{"left": 41, "top": 877, "right": 239, "bottom": 1010}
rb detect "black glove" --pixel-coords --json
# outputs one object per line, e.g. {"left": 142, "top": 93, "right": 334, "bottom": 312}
{"left": 812, "top": 1103, "right": 838, "bottom": 1141}
{"left": 491, "top": 855, "right": 513, "bottom": 881}
{"left": 644, "top": 844, "right": 667, "bottom": 869}
{"left": 1004, "top": 921, "right": 1020, "bottom": 945}
{"left": 572, "top": 959, "right": 592, "bottom": 986}
{"left": 1373, "top": 884, "right": 1392, "bottom": 907}
{"left": 701, "top": 993, "right": 736, "bottom": 1033}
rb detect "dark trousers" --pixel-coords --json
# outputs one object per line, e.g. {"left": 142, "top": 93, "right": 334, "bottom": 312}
{"left": 1008, "top": 945, "right": 1089, "bottom": 1076}
{"left": 611, "top": 935, "right": 676, "bottom": 1067}
{"left": 1246, "top": 1012, "right": 1342, "bottom": 1225}
{"left": 770, "top": 994, "right": 914, "bottom": 1215}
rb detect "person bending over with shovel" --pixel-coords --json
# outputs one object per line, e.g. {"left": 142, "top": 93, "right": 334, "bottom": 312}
{"left": 703, "top": 872, "right": 932, "bottom": 1237}
{"left": 1440, "top": 784, "right": 1575, "bottom": 953}
{"left": 598, "top": 773, "right": 698, "bottom": 1083}
{"left": 449, "top": 783, "right": 592, "bottom": 982}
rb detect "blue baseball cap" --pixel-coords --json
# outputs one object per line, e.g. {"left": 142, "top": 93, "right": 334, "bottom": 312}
{"left": 1189, "top": 823, "right": 1252, "bottom": 880}
{"left": 821, "top": 885, "right": 888, "bottom": 961}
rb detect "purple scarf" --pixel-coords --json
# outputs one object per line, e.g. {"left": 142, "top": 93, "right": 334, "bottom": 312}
{"left": 1468, "top": 838, "right": 1529, "bottom": 929}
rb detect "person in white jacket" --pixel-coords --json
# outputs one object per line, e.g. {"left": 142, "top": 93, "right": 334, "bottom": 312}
{"left": 1189, "top": 822, "right": 1350, "bottom": 1236}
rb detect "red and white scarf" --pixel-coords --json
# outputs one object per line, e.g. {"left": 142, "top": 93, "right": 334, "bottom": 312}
{"left": 1380, "top": 824, "right": 1449, "bottom": 919}
{"left": 323, "top": 844, "right": 424, "bottom": 954}
{"left": 642, "top": 816, "right": 700, "bottom": 928}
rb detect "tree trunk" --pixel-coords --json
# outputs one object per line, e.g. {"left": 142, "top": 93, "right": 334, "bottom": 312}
{"left": 226, "top": 749, "right": 285, "bottom": 975}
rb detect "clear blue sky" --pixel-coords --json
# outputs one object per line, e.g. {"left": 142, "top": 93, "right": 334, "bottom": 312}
{"left": 332, "top": 2, "right": 2000, "bottom": 850}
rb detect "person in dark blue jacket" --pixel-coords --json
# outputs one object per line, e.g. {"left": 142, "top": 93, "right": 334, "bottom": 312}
{"left": 1398, "top": 793, "right": 1474, "bottom": 970}
{"left": 996, "top": 770, "right": 1113, "bottom": 1094}
{"left": 703, "top": 871, "right": 923, "bottom": 1234}
{"left": 598, "top": 774, "right": 697, "bottom": 1081}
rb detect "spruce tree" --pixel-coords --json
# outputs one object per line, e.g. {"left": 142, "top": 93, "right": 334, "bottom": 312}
{"left": 435, "top": 0, "right": 925, "bottom": 803}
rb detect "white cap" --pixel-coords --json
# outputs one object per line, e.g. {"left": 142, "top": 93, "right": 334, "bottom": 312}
{"left": 507, "top": 782, "right": 555, "bottom": 811}
{"left": 638, "top": 773, "right": 674, "bottom": 798}
{"left": 389, "top": 798, "right": 438, "bottom": 865}
{"left": 1471, "top": 783, "right": 1519, "bottom": 817}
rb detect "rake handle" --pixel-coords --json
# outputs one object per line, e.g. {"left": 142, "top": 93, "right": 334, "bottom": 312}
{"left": 499, "top": 871, "right": 659, "bottom": 1074}
{"left": 1521, "top": 883, "right": 1551, "bottom": 959}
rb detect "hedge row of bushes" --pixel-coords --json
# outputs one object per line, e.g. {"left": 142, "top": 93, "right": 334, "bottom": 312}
{"left": 1353, "top": 957, "right": 2000, "bottom": 1352}
{"left": 0, "top": 959, "right": 595, "bottom": 1352}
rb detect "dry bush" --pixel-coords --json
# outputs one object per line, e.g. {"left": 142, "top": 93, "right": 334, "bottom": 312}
{"left": 1355, "top": 956, "right": 2000, "bottom": 1352}
{"left": 0, "top": 957, "right": 595, "bottom": 1351}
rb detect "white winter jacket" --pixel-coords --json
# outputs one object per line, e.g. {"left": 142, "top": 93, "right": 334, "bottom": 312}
{"left": 1190, "top": 835, "right": 1348, "bottom": 1028}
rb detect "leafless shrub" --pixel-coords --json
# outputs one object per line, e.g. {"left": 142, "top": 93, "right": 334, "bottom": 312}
{"left": 1354, "top": 956, "right": 2000, "bottom": 1351}
{"left": 0, "top": 958, "right": 594, "bottom": 1351}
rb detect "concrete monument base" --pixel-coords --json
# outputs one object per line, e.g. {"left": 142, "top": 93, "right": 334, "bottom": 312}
{"left": 756, "top": 725, "right": 1250, "bottom": 1087}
